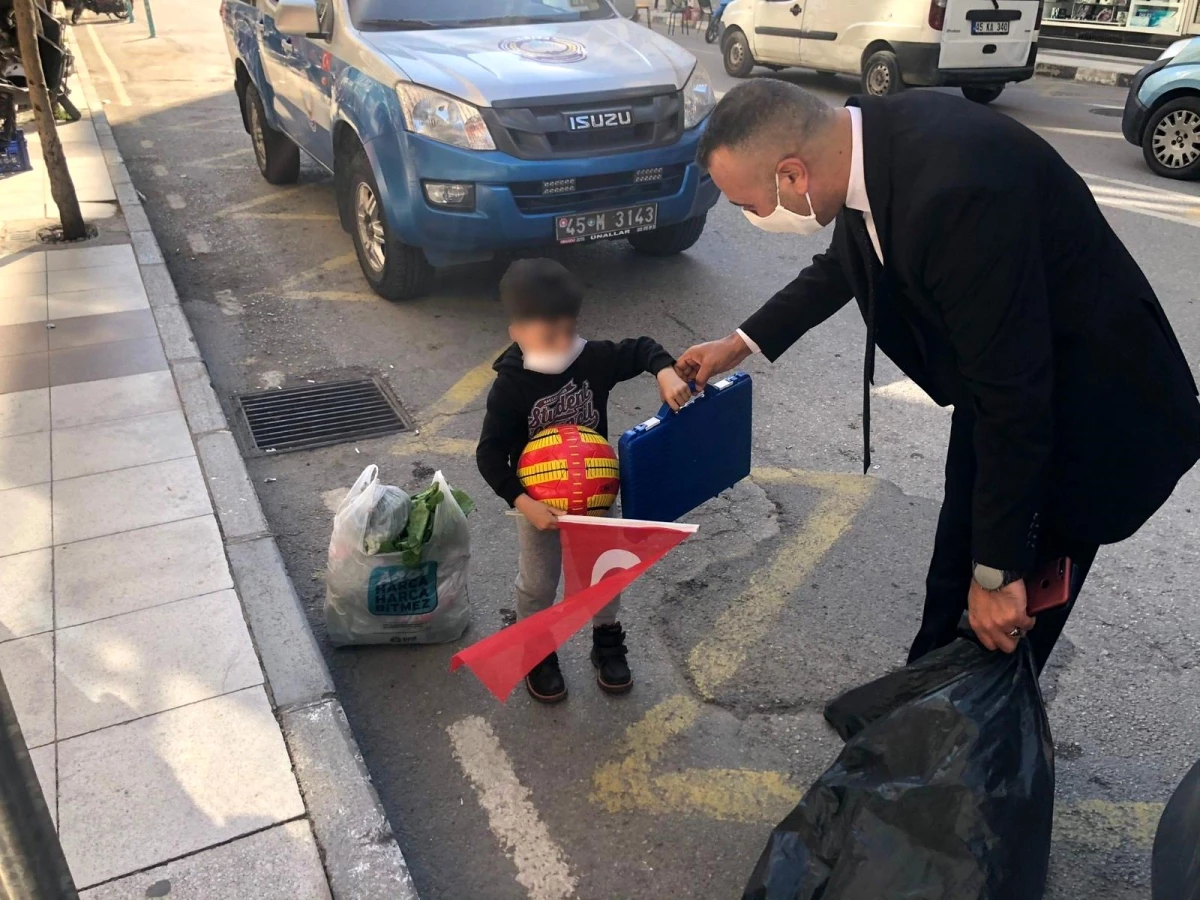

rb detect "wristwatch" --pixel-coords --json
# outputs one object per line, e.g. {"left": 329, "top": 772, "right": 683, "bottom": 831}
{"left": 972, "top": 562, "right": 1022, "bottom": 591}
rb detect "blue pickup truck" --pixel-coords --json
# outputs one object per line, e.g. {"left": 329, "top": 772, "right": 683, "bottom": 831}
{"left": 220, "top": 0, "right": 721, "bottom": 300}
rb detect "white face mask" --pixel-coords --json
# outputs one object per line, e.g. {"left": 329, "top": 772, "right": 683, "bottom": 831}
{"left": 742, "top": 174, "right": 826, "bottom": 236}
{"left": 523, "top": 335, "right": 586, "bottom": 375}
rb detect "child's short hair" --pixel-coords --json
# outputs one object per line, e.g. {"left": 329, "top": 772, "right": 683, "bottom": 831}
{"left": 500, "top": 258, "right": 583, "bottom": 321}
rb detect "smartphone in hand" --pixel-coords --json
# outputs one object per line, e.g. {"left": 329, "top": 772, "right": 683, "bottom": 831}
{"left": 1027, "top": 557, "right": 1072, "bottom": 615}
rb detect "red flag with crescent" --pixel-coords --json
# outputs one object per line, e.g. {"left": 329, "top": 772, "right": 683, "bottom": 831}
{"left": 450, "top": 516, "right": 697, "bottom": 702}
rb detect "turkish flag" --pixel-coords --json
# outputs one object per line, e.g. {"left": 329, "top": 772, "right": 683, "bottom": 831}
{"left": 450, "top": 516, "right": 697, "bottom": 702}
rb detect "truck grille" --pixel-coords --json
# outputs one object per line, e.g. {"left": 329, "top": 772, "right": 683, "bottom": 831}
{"left": 510, "top": 165, "right": 688, "bottom": 214}
{"left": 484, "top": 89, "right": 682, "bottom": 160}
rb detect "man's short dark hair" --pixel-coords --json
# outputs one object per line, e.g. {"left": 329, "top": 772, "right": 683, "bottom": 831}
{"left": 500, "top": 258, "right": 584, "bottom": 321}
{"left": 697, "top": 79, "right": 835, "bottom": 169}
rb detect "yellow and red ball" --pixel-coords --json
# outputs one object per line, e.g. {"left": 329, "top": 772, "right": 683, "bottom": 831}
{"left": 517, "top": 425, "right": 619, "bottom": 516}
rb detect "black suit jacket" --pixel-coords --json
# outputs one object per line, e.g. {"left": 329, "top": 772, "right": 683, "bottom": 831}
{"left": 741, "top": 91, "right": 1200, "bottom": 571}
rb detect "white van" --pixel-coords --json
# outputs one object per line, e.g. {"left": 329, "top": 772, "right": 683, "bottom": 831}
{"left": 720, "top": 0, "right": 1042, "bottom": 104}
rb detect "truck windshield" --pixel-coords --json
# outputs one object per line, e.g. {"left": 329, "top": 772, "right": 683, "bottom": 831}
{"left": 350, "top": 0, "right": 618, "bottom": 31}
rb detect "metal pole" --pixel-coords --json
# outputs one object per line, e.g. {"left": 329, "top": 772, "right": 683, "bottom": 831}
{"left": 0, "top": 672, "right": 78, "bottom": 900}
{"left": 141, "top": 0, "right": 154, "bottom": 37}
{"left": 125, "top": 0, "right": 133, "bottom": 22}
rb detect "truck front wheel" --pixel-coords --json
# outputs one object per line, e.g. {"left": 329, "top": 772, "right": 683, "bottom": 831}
{"left": 244, "top": 83, "right": 300, "bottom": 185}
{"left": 628, "top": 215, "right": 707, "bottom": 257}
{"left": 344, "top": 148, "right": 434, "bottom": 301}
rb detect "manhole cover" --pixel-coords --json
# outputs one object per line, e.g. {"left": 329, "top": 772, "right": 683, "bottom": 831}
{"left": 1090, "top": 107, "right": 1124, "bottom": 117}
{"left": 236, "top": 378, "right": 412, "bottom": 454}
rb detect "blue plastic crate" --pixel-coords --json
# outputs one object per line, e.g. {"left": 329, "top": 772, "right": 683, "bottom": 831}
{"left": 0, "top": 130, "right": 33, "bottom": 177}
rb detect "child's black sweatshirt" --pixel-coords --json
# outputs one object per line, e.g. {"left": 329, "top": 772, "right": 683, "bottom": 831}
{"left": 476, "top": 339, "right": 675, "bottom": 506}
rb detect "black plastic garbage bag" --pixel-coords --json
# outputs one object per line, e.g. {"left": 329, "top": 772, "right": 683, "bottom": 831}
{"left": 1152, "top": 757, "right": 1200, "bottom": 900}
{"left": 743, "top": 638, "right": 1054, "bottom": 900}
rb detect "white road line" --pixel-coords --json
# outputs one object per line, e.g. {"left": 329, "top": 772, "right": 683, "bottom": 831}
{"left": 1035, "top": 124, "right": 1122, "bottom": 140}
{"left": 1081, "top": 172, "right": 1200, "bottom": 228}
{"left": 140, "top": 139, "right": 154, "bottom": 149}
{"left": 152, "top": 164, "right": 168, "bottom": 177}
{"left": 85, "top": 24, "right": 131, "bottom": 107}
{"left": 872, "top": 377, "right": 945, "bottom": 409}
{"left": 447, "top": 716, "right": 578, "bottom": 900}
{"left": 166, "top": 193, "right": 186, "bottom": 209}
{"left": 187, "top": 232, "right": 211, "bottom": 254}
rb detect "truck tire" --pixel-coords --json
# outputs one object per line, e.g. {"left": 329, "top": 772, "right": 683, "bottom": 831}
{"left": 1142, "top": 97, "right": 1200, "bottom": 181}
{"left": 344, "top": 147, "right": 434, "bottom": 301}
{"left": 723, "top": 30, "right": 755, "bottom": 79}
{"left": 962, "top": 85, "right": 1004, "bottom": 104}
{"left": 862, "top": 50, "right": 903, "bottom": 97}
{"left": 628, "top": 214, "right": 706, "bottom": 257}
{"left": 244, "top": 83, "right": 300, "bottom": 186}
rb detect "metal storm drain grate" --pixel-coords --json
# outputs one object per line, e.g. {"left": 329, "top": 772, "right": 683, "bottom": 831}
{"left": 237, "top": 378, "right": 412, "bottom": 454}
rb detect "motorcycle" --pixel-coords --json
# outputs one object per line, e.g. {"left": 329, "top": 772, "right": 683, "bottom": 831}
{"left": 705, "top": 0, "right": 733, "bottom": 44}
{"left": 70, "top": 0, "right": 130, "bottom": 24}
{"left": 0, "top": 0, "right": 81, "bottom": 133}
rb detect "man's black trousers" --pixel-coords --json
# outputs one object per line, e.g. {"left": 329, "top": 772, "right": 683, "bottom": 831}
{"left": 908, "top": 407, "right": 1100, "bottom": 672}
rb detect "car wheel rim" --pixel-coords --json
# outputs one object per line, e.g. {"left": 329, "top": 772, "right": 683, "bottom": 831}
{"left": 1152, "top": 109, "right": 1200, "bottom": 170}
{"left": 248, "top": 101, "right": 267, "bottom": 170}
{"left": 729, "top": 42, "right": 743, "bottom": 67}
{"left": 867, "top": 64, "right": 890, "bottom": 95}
{"left": 355, "top": 183, "right": 386, "bottom": 273}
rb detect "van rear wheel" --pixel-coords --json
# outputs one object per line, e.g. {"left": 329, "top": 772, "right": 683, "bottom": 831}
{"left": 344, "top": 148, "right": 434, "bottom": 301}
{"left": 628, "top": 215, "right": 707, "bottom": 257}
{"left": 862, "top": 51, "right": 903, "bottom": 97}
{"left": 723, "top": 30, "right": 755, "bottom": 78}
{"left": 962, "top": 85, "right": 1004, "bottom": 104}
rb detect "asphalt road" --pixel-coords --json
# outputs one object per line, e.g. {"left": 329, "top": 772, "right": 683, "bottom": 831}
{"left": 73, "top": 5, "right": 1200, "bottom": 899}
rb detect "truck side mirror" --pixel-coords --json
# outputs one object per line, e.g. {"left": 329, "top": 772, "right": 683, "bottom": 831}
{"left": 274, "top": 0, "right": 321, "bottom": 37}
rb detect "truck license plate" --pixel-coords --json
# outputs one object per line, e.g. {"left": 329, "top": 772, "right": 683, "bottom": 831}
{"left": 556, "top": 203, "right": 658, "bottom": 244}
{"left": 971, "top": 20, "right": 1011, "bottom": 34}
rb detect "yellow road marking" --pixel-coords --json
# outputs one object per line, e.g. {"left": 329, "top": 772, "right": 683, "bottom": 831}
{"left": 269, "top": 251, "right": 358, "bottom": 296}
{"left": 229, "top": 212, "right": 340, "bottom": 222}
{"left": 406, "top": 349, "right": 505, "bottom": 441}
{"left": 86, "top": 24, "right": 131, "bottom": 107}
{"left": 215, "top": 186, "right": 306, "bottom": 219}
{"left": 591, "top": 695, "right": 799, "bottom": 823}
{"left": 688, "top": 469, "right": 873, "bottom": 698}
{"left": 1054, "top": 800, "right": 1162, "bottom": 850}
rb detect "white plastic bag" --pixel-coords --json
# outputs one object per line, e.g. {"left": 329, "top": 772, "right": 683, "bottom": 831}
{"left": 324, "top": 465, "right": 471, "bottom": 646}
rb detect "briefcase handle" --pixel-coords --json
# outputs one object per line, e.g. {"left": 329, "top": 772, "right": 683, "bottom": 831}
{"left": 658, "top": 381, "right": 702, "bottom": 419}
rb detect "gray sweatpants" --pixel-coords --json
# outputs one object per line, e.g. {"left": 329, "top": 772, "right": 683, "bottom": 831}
{"left": 515, "top": 517, "right": 621, "bottom": 626}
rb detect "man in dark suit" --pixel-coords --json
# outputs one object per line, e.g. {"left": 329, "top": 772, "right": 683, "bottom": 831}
{"left": 678, "top": 79, "right": 1200, "bottom": 668}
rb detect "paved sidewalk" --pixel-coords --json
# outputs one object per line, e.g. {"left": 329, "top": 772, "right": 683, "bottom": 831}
{"left": 0, "top": 61, "right": 415, "bottom": 900}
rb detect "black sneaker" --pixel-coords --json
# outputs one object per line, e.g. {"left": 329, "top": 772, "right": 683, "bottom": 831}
{"left": 525, "top": 652, "right": 567, "bottom": 704}
{"left": 591, "top": 623, "right": 633, "bottom": 694}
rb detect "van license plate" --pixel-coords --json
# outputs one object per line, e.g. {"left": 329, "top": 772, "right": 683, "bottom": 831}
{"left": 556, "top": 204, "right": 658, "bottom": 244}
{"left": 971, "top": 20, "right": 1011, "bottom": 34}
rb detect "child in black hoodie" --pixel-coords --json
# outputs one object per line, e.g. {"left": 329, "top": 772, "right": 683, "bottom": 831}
{"left": 476, "top": 258, "right": 691, "bottom": 703}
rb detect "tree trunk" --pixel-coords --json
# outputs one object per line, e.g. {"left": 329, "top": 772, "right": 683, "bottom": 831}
{"left": 14, "top": 0, "right": 87, "bottom": 240}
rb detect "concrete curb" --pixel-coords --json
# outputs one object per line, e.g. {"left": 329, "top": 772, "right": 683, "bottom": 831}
{"left": 1033, "top": 61, "right": 1136, "bottom": 88}
{"left": 71, "top": 42, "right": 418, "bottom": 900}
{"left": 643, "top": 11, "right": 1137, "bottom": 88}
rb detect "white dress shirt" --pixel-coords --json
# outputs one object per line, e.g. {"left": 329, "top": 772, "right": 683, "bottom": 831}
{"left": 737, "top": 106, "right": 879, "bottom": 355}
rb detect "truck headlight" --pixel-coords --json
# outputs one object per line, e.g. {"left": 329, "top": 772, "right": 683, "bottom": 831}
{"left": 682, "top": 64, "right": 716, "bottom": 129}
{"left": 396, "top": 84, "right": 496, "bottom": 151}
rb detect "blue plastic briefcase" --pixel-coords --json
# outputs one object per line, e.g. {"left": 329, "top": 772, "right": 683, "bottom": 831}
{"left": 618, "top": 372, "right": 752, "bottom": 523}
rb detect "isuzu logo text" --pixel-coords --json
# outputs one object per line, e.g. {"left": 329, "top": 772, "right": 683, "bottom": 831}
{"left": 567, "top": 109, "right": 633, "bottom": 131}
